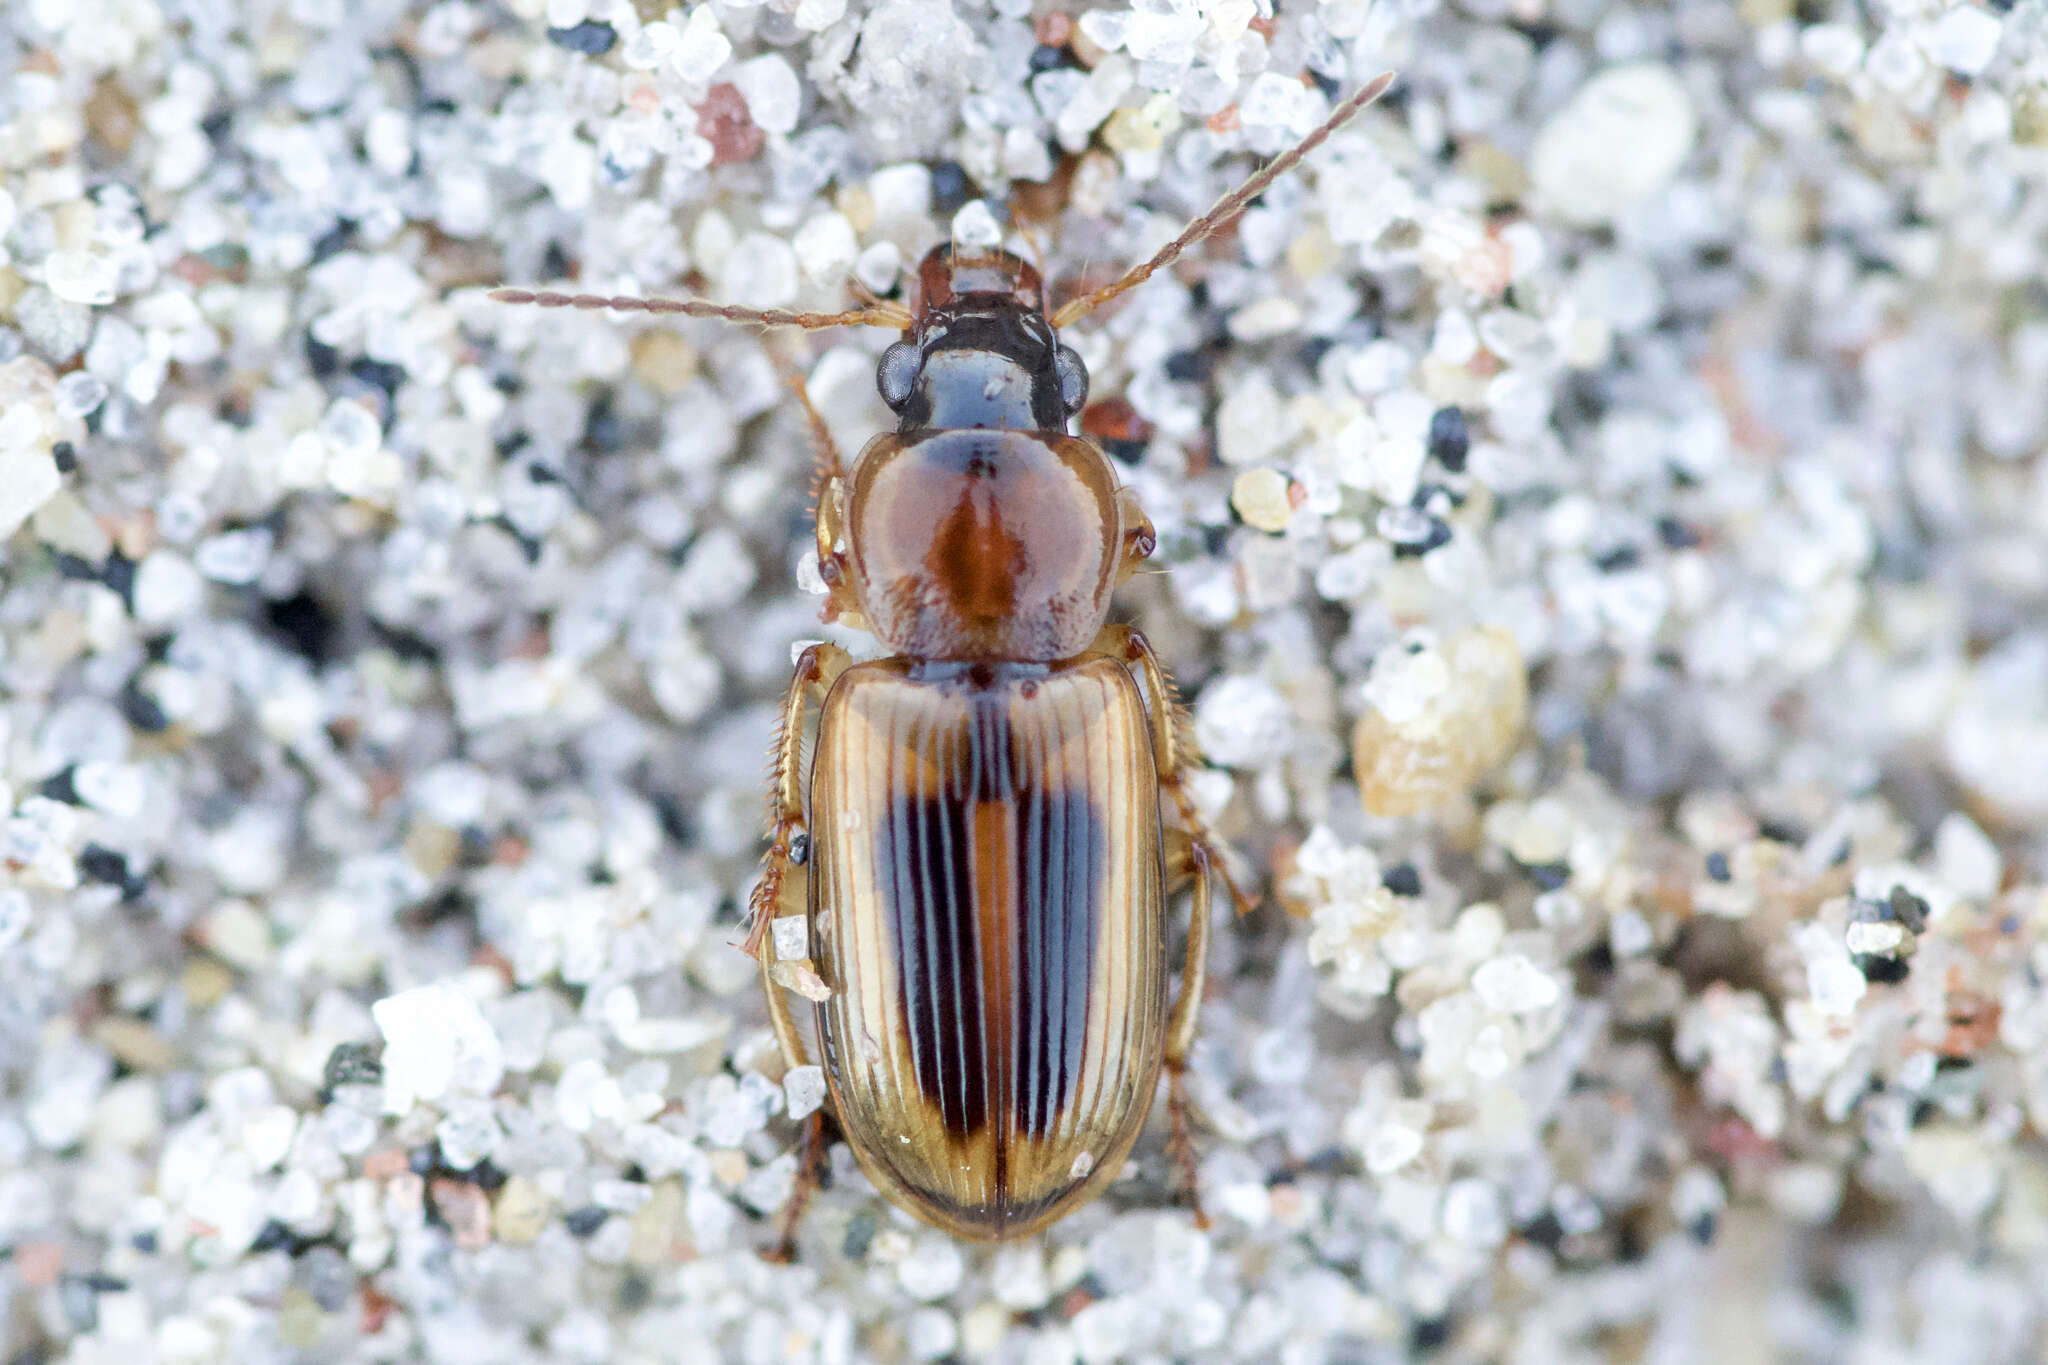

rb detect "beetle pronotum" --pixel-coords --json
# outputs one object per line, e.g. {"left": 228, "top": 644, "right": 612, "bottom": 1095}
{"left": 497, "top": 71, "right": 1396, "bottom": 1245}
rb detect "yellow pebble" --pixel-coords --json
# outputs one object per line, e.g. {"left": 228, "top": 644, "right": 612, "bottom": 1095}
{"left": 492, "top": 1176, "right": 552, "bottom": 1244}
{"left": 1231, "top": 467, "right": 1295, "bottom": 533}
{"left": 631, "top": 330, "right": 699, "bottom": 394}
{"left": 835, "top": 184, "right": 876, "bottom": 236}
{"left": 1354, "top": 626, "right": 1528, "bottom": 817}
{"left": 403, "top": 819, "right": 461, "bottom": 880}
{"left": 1286, "top": 222, "right": 1338, "bottom": 282}
{"left": 1454, "top": 140, "right": 1530, "bottom": 204}
{"left": 33, "top": 491, "right": 112, "bottom": 560}
{"left": 2016, "top": 88, "right": 2048, "bottom": 146}
{"left": 960, "top": 1303, "right": 1012, "bottom": 1355}
{"left": 1102, "top": 108, "right": 1160, "bottom": 155}
{"left": 182, "top": 957, "right": 236, "bottom": 1010}
{"left": 1141, "top": 93, "right": 1182, "bottom": 138}
{"left": 91, "top": 1016, "right": 176, "bottom": 1072}
{"left": 628, "top": 1182, "right": 690, "bottom": 1265}
{"left": 278, "top": 1288, "right": 326, "bottom": 1349}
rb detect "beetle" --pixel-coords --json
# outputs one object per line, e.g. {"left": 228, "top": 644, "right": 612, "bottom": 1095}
{"left": 495, "top": 72, "right": 1396, "bottom": 1245}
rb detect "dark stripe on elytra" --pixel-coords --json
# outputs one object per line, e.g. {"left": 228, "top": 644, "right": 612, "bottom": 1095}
{"left": 883, "top": 692, "right": 1102, "bottom": 1140}
{"left": 1018, "top": 779, "right": 1097, "bottom": 1139}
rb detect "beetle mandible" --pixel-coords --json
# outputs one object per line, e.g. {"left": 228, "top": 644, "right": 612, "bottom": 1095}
{"left": 496, "top": 72, "right": 1396, "bottom": 1246}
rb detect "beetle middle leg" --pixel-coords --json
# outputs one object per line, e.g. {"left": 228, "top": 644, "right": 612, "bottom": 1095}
{"left": 753, "top": 642, "right": 850, "bottom": 1261}
{"left": 1102, "top": 622, "right": 1239, "bottom": 1224}
{"left": 745, "top": 642, "right": 851, "bottom": 973}
{"left": 1097, "top": 623, "right": 1257, "bottom": 915}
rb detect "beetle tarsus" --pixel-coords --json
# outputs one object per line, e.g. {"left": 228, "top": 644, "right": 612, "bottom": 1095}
{"left": 1165, "top": 1061, "right": 1211, "bottom": 1231}
{"left": 766, "top": 1109, "right": 833, "bottom": 1262}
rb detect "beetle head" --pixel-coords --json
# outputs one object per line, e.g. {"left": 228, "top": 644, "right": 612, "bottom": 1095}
{"left": 876, "top": 246, "right": 1087, "bottom": 433}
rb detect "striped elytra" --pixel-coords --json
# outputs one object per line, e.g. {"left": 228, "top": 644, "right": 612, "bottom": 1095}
{"left": 808, "top": 657, "right": 1165, "bottom": 1239}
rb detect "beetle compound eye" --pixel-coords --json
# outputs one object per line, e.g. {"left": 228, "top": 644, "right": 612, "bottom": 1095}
{"left": 877, "top": 342, "right": 920, "bottom": 409}
{"left": 1055, "top": 346, "right": 1088, "bottom": 416}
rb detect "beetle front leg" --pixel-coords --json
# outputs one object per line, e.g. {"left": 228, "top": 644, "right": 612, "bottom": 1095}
{"left": 1113, "top": 486, "right": 1156, "bottom": 587}
{"left": 1096, "top": 624, "right": 1258, "bottom": 916}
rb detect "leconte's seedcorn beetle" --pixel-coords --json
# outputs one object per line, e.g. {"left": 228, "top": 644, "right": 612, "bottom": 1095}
{"left": 496, "top": 72, "right": 1396, "bottom": 1247}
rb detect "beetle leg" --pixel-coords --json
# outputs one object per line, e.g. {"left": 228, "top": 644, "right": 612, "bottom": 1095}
{"left": 769, "top": 351, "right": 867, "bottom": 630}
{"left": 1164, "top": 841, "right": 1214, "bottom": 1229}
{"left": 764, "top": 1108, "right": 833, "bottom": 1263}
{"left": 775, "top": 346, "right": 847, "bottom": 484}
{"left": 1113, "top": 486, "right": 1157, "bottom": 587}
{"left": 745, "top": 643, "right": 852, "bottom": 968}
{"left": 753, "top": 644, "right": 851, "bottom": 1262}
{"left": 1101, "top": 620, "right": 1240, "bottom": 1225}
{"left": 1161, "top": 826, "right": 1197, "bottom": 895}
{"left": 1097, "top": 624, "right": 1259, "bottom": 916}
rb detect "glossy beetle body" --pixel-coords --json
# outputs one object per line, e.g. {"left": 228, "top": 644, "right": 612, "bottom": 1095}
{"left": 752, "top": 247, "right": 1232, "bottom": 1243}
{"left": 494, "top": 73, "right": 1398, "bottom": 1245}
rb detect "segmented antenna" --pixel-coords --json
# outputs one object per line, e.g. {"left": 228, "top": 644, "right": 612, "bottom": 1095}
{"left": 1049, "top": 71, "right": 1397, "bottom": 329}
{"left": 489, "top": 288, "right": 914, "bottom": 331}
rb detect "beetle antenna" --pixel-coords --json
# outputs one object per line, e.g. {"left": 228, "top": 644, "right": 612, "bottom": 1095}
{"left": 1017, "top": 220, "right": 1050, "bottom": 285}
{"left": 1049, "top": 71, "right": 1396, "bottom": 329}
{"left": 490, "top": 288, "right": 914, "bottom": 331}
{"left": 846, "top": 276, "right": 895, "bottom": 312}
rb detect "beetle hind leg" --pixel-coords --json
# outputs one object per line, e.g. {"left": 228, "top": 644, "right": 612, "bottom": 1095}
{"left": 1099, "top": 622, "right": 1239, "bottom": 1226}
{"left": 758, "top": 899, "right": 837, "bottom": 1263}
{"left": 764, "top": 1109, "right": 835, "bottom": 1263}
{"left": 1164, "top": 841, "right": 1215, "bottom": 1229}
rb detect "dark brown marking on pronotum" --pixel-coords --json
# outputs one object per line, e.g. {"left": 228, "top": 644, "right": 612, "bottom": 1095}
{"left": 491, "top": 71, "right": 1399, "bottom": 1245}
{"left": 853, "top": 429, "right": 1122, "bottom": 662}
{"left": 925, "top": 446, "right": 1025, "bottom": 626}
